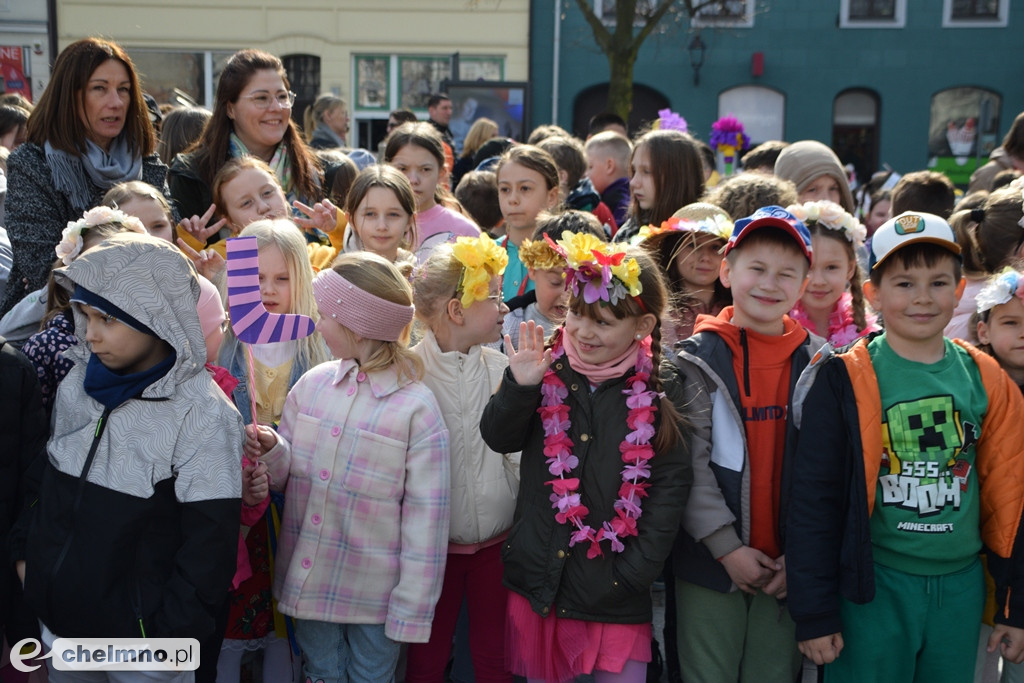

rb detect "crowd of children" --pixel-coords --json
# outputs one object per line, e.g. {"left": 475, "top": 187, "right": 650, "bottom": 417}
{"left": 4, "top": 39, "right": 1024, "bottom": 683}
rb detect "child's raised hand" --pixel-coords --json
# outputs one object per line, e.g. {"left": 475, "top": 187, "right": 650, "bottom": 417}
{"left": 505, "top": 320, "right": 552, "bottom": 386}
{"left": 719, "top": 545, "right": 778, "bottom": 594}
{"left": 293, "top": 199, "right": 339, "bottom": 234}
{"left": 241, "top": 460, "right": 269, "bottom": 506}
{"left": 798, "top": 634, "right": 844, "bottom": 665}
{"left": 178, "top": 203, "right": 228, "bottom": 245}
{"left": 243, "top": 424, "right": 277, "bottom": 460}
{"left": 989, "top": 624, "right": 1024, "bottom": 664}
{"left": 177, "top": 238, "right": 226, "bottom": 281}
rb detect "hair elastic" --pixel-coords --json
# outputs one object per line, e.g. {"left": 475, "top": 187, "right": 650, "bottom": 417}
{"left": 313, "top": 269, "right": 414, "bottom": 342}
{"left": 971, "top": 208, "right": 986, "bottom": 223}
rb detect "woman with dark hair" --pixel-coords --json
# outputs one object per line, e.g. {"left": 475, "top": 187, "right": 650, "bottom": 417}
{"left": 168, "top": 49, "right": 321, "bottom": 225}
{"left": 0, "top": 37, "right": 167, "bottom": 316}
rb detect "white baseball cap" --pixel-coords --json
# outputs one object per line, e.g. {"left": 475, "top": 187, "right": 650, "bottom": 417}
{"left": 868, "top": 211, "right": 961, "bottom": 271}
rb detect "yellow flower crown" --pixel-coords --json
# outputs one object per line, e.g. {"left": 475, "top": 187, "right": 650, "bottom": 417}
{"left": 548, "top": 231, "right": 642, "bottom": 305}
{"left": 519, "top": 238, "right": 565, "bottom": 271}
{"left": 452, "top": 233, "right": 509, "bottom": 307}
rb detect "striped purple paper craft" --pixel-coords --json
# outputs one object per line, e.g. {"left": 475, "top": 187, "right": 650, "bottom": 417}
{"left": 226, "top": 236, "right": 315, "bottom": 343}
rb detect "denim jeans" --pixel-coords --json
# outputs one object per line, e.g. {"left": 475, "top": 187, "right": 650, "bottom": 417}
{"left": 293, "top": 619, "right": 399, "bottom": 683}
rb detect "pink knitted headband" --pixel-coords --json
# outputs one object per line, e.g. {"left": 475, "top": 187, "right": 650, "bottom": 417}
{"left": 313, "top": 269, "right": 414, "bottom": 342}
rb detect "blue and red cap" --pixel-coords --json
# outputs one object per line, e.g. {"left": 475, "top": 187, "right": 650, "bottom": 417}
{"left": 722, "top": 205, "right": 813, "bottom": 262}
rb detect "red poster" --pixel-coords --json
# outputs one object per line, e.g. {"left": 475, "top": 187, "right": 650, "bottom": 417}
{"left": 0, "top": 46, "right": 30, "bottom": 98}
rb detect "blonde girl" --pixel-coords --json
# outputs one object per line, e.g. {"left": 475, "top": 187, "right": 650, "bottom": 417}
{"left": 245, "top": 251, "right": 450, "bottom": 683}
{"left": 216, "top": 218, "right": 328, "bottom": 683}
{"left": 480, "top": 237, "right": 691, "bottom": 683}
{"left": 102, "top": 180, "right": 175, "bottom": 242}
{"left": 453, "top": 117, "right": 499, "bottom": 187}
{"left": 304, "top": 93, "right": 349, "bottom": 150}
{"left": 384, "top": 121, "right": 480, "bottom": 258}
{"left": 495, "top": 144, "right": 561, "bottom": 302}
{"left": 947, "top": 185, "right": 1024, "bottom": 340}
{"left": 406, "top": 235, "right": 516, "bottom": 682}
{"left": 342, "top": 165, "right": 418, "bottom": 264}
{"left": 786, "top": 200, "right": 878, "bottom": 346}
{"left": 614, "top": 129, "right": 706, "bottom": 243}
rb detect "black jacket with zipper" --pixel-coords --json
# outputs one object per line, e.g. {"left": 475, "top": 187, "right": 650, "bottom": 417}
{"left": 480, "top": 355, "right": 691, "bottom": 624}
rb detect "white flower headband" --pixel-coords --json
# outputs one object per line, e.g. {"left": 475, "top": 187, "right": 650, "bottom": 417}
{"left": 55, "top": 206, "right": 146, "bottom": 266}
{"left": 786, "top": 200, "right": 867, "bottom": 247}
{"left": 976, "top": 267, "right": 1024, "bottom": 315}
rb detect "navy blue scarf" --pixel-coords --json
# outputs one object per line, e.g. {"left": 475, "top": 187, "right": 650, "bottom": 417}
{"left": 83, "top": 352, "right": 176, "bottom": 410}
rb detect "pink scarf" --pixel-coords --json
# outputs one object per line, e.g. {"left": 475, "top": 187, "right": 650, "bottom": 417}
{"left": 561, "top": 332, "right": 641, "bottom": 385}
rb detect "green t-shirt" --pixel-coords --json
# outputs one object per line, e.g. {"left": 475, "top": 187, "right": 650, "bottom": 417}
{"left": 868, "top": 334, "right": 987, "bottom": 576}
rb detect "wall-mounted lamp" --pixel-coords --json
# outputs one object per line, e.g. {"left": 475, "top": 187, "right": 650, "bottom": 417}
{"left": 688, "top": 33, "right": 706, "bottom": 86}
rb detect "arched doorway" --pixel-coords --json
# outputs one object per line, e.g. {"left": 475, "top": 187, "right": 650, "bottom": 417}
{"left": 572, "top": 83, "right": 669, "bottom": 138}
{"left": 282, "top": 54, "right": 321, "bottom": 128}
{"left": 832, "top": 88, "right": 880, "bottom": 185}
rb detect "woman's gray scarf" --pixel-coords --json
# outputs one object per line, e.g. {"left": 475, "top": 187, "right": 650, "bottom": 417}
{"left": 44, "top": 136, "right": 143, "bottom": 211}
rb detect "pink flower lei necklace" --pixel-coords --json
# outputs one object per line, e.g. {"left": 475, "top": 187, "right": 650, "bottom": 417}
{"left": 538, "top": 333, "right": 660, "bottom": 559}
{"left": 790, "top": 292, "right": 877, "bottom": 347}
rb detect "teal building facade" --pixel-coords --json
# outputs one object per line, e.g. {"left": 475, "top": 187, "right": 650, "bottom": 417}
{"left": 529, "top": 1, "right": 1024, "bottom": 185}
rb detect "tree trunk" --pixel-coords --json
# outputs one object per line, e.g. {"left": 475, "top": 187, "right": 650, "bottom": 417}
{"left": 607, "top": 50, "right": 637, "bottom": 123}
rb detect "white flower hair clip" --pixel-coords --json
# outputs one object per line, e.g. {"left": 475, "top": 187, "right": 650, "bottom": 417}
{"left": 55, "top": 206, "right": 146, "bottom": 266}
{"left": 976, "top": 267, "right": 1024, "bottom": 315}
{"left": 786, "top": 200, "right": 867, "bottom": 247}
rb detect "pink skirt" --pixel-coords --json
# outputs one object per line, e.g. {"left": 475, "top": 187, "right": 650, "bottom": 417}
{"left": 505, "top": 591, "right": 651, "bottom": 683}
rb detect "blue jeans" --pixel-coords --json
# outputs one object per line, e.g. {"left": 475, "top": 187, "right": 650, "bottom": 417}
{"left": 293, "top": 619, "right": 399, "bottom": 683}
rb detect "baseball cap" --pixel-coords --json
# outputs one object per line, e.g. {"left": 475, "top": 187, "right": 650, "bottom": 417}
{"left": 868, "top": 211, "right": 960, "bottom": 271}
{"left": 722, "top": 205, "right": 812, "bottom": 262}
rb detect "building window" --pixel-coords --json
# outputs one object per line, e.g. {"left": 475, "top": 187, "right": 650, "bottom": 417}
{"left": 942, "top": 0, "right": 1009, "bottom": 26}
{"left": 832, "top": 89, "right": 880, "bottom": 185}
{"left": 718, "top": 85, "right": 785, "bottom": 169}
{"left": 928, "top": 86, "right": 1002, "bottom": 186}
{"left": 282, "top": 54, "right": 320, "bottom": 126}
{"left": 839, "top": 0, "right": 906, "bottom": 27}
{"left": 692, "top": 0, "right": 755, "bottom": 28}
{"left": 354, "top": 56, "right": 390, "bottom": 111}
{"left": 129, "top": 49, "right": 235, "bottom": 109}
{"left": 351, "top": 53, "right": 506, "bottom": 149}
{"left": 593, "top": 0, "right": 655, "bottom": 27}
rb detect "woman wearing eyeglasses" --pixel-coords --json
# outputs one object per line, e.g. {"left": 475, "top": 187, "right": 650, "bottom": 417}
{"left": 0, "top": 37, "right": 170, "bottom": 317}
{"left": 169, "top": 49, "right": 321, "bottom": 229}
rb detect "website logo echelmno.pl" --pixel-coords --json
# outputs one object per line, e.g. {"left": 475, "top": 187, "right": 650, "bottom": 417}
{"left": 10, "top": 637, "right": 200, "bottom": 673}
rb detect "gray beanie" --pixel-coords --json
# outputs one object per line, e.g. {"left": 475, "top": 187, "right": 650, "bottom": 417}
{"left": 774, "top": 140, "right": 855, "bottom": 213}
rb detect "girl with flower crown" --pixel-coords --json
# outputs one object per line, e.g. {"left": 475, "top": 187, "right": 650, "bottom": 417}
{"left": 973, "top": 267, "right": 1024, "bottom": 682}
{"left": 480, "top": 233, "right": 691, "bottom": 683}
{"left": 17, "top": 207, "right": 145, "bottom": 415}
{"left": 406, "top": 234, "right": 518, "bottom": 682}
{"left": 635, "top": 204, "right": 734, "bottom": 345}
{"left": 786, "top": 200, "right": 878, "bottom": 347}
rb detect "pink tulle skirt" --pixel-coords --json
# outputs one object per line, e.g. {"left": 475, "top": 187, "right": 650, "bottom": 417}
{"left": 505, "top": 591, "right": 651, "bottom": 683}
